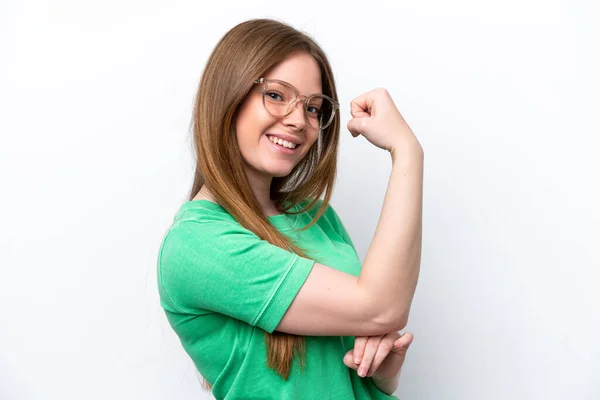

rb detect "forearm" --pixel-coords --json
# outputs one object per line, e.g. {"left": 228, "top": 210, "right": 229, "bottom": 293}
{"left": 358, "top": 144, "right": 424, "bottom": 326}
{"left": 371, "top": 372, "right": 400, "bottom": 396}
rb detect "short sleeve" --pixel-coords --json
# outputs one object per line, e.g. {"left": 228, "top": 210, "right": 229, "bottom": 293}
{"left": 157, "top": 219, "right": 315, "bottom": 333}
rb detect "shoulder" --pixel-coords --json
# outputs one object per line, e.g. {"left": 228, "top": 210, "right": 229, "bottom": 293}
{"left": 159, "top": 201, "right": 255, "bottom": 258}
{"left": 175, "top": 200, "right": 236, "bottom": 224}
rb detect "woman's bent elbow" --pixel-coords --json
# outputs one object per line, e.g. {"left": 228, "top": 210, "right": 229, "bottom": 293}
{"left": 376, "top": 308, "right": 408, "bottom": 332}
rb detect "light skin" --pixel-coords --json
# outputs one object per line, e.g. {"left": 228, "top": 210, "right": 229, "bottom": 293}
{"left": 344, "top": 331, "right": 414, "bottom": 395}
{"left": 198, "top": 51, "right": 322, "bottom": 216}
{"left": 195, "top": 51, "right": 422, "bottom": 394}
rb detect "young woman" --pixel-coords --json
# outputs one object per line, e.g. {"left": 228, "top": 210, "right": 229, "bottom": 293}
{"left": 157, "top": 18, "right": 423, "bottom": 399}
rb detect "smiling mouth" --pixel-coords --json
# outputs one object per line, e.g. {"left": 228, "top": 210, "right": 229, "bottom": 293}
{"left": 266, "top": 135, "right": 299, "bottom": 150}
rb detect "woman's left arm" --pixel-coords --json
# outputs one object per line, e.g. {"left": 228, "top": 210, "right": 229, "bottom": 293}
{"left": 371, "top": 374, "right": 401, "bottom": 396}
{"left": 343, "top": 331, "right": 414, "bottom": 395}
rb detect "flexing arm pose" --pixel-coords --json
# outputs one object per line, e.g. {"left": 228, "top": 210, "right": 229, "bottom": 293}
{"left": 278, "top": 88, "right": 424, "bottom": 394}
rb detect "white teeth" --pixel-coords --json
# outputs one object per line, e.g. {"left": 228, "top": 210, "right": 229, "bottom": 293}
{"left": 269, "top": 136, "right": 297, "bottom": 149}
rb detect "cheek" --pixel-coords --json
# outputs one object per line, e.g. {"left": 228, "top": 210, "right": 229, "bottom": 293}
{"left": 234, "top": 106, "right": 251, "bottom": 141}
{"left": 235, "top": 104, "right": 275, "bottom": 143}
{"left": 305, "top": 131, "right": 320, "bottom": 148}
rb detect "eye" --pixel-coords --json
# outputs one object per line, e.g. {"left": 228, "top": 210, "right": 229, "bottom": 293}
{"left": 307, "top": 105, "right": 320, "bottom": 115}
{"left": 266, "top": 91, "right": 285, "bottom": 102}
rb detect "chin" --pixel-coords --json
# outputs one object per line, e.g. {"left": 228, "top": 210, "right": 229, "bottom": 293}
{"left": 260, "top": 159, "right": 299, "bottom": 179}
{"left": 270, "top": 167, "right": 295, "bottom": 178}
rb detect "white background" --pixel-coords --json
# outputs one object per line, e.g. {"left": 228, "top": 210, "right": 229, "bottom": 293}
{"left": 1, "top": 1, "right": 599, "bottom": 399}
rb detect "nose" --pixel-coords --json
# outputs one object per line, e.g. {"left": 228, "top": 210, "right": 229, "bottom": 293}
{"left": 282, "top": 98, "right": 307, "bottom": 131}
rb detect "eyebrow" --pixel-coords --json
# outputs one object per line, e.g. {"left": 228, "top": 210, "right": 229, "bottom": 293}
{"left": 266, "top": 78, "right": 323, "bottom": 97}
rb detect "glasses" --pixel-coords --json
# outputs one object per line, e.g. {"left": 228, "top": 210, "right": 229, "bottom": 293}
{"left": 254, "top": 78, "right": 339, "bottom": 130}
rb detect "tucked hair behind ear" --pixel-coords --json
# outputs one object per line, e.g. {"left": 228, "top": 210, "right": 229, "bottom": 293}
{"left": 189, "top": 18, "right": 340, "bottom": 386}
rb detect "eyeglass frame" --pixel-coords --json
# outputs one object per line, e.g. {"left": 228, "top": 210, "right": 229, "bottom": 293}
{"left": 253, "top": 77, "right": 339, "bottom": 130}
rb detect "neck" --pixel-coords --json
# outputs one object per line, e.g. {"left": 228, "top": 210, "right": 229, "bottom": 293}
{"left": 199, "top": 168, "right": 281, "bottom": 217}
{"left": 243, "top": 166, "right": 281, "bottom": 217}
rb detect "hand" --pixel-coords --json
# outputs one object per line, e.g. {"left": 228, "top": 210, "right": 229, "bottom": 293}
{"left": 343, "top": 331, "right": 414, "bottom": 380}
{"left": 347, "top": 88, "right": 421, "bottom": 154}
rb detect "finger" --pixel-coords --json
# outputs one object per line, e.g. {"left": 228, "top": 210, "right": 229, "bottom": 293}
{"left": 391, "top": 332, "right": 414, "bottom": 353}
{"left": 365, "top": 332, "right": 398, "bottom": 377}
{"left": 353, "top": 336, "right": 368, "bottom": 365}
{"left": 347, "top": 116, "right": 369, "bottom": 138}
{"left": 357, "top": 335, "right": 383, "bottom": 378}
{"left": 343, "top": 350, "right": 358, "bottom": 370}
{"left": 347, "top": 92, "right": 375, "bottom": 138}
{"left": 350, "top": 91, "right": 376, "bottom": 118}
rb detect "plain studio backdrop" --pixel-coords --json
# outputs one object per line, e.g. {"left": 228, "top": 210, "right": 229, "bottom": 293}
{"left": 1, "top": 1, "right": 599, "bottom": 399}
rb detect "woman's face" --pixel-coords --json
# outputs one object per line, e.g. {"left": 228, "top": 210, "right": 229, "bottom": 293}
{"left": 235, "top": 51, "right": 322, "bottom": 182}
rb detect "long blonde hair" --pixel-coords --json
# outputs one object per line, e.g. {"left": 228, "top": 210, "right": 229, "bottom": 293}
{"left": 189, "top": 18, "right": 340, "bottom": 383}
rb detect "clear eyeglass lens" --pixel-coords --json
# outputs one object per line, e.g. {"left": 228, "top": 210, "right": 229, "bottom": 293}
{"left": 263, "top": 81, "right": 335, "bottom": 129}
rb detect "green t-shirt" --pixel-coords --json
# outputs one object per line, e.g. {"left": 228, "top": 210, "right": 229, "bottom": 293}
{"left": 157, "top": 198, "right": 399, "bottom": 400}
